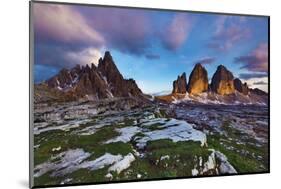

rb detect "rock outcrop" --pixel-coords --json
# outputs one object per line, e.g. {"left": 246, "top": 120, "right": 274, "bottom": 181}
{"left": 210, "top": 65, "right": 235, "bottom": 95}
{"left": 98, "top": 51, "right": 128, "bottom": 97}
{"left": 125, "top": 79, "right": 143, "bottom": 97}
{"left": 47, "top": 67, "right": 78, "bottom": 89}
{"left": 172, "top": 73, "right": 187, "bottom": 94}
{"left": 234, "top": 78, "right": 249, "bottom": 95}
{"left": 250, "top": 88, "right": 268, "bottom": 96}
{"left": 162, "top": 64, "right": 268, "bottom": 105}
{"left": 187, "top": 63, "right": 209, "bottom": 95}
{"left": 74, "top": 65, "right": 109, "bottom": 99}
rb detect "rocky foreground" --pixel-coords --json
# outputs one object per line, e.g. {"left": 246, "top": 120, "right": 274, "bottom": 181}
{"left": 33, "top": 99, "right": 268, "bottom": 186}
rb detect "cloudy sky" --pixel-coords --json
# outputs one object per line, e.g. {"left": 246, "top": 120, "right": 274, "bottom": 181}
{"left": 33, "top": 2, "right": 269, "bottom": 93}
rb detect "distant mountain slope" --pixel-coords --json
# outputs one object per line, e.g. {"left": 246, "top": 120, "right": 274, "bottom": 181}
{"left": 35, "top": 51, "right": 145, "bottom": 103}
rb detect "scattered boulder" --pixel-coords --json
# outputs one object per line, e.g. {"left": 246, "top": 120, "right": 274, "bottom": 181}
{"left": 214, "top": 151, "right": 237, "bottom": 174}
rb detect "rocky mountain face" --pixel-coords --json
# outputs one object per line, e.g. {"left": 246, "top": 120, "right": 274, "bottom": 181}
{"left": 210, "top": 65, "right": 235, "bottom": 95}
{"left": 35, "top": 51, "right": 144, "bottom": 103}
{"left": 234, "top": 78, "right": 249, "bottom": 95}
{"left": 171, "top": 63, "right": 267, "bottom": 97}
{"left": 161, "top": 64, "right": 268, "bottom": 105}
{"left": 250, "top": 88, "right": 268, "bottom": 96}
{"left": 187, "top": 63, "right": 209, "bottom": 95}
{"left": 172, "top": 73, "right": 187, "bottom": 94}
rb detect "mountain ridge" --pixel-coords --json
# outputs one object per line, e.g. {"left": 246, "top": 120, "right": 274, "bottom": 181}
{"left": 35, "top": 52, "right": 267, "bottom": 105}
{"left": 156, "top": 63, "right": 267, "bottom": 105}
{"left": 35, "top": 51, "right": 145, "bottom": 103}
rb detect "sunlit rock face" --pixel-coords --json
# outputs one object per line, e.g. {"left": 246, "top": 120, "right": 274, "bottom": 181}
{"left": 172, "top": 72, "right": 187, "bottom": 94}
{"left": 211, "top": 65, "right": 235, "bottom": 95}
{"left": 234, "top": 78, "right": 249, "bottom": 95}
{"left": 187, "top": 63, "right": 209, "bottom": 95}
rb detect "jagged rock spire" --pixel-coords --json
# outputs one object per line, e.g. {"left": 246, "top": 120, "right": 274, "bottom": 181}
{"left": 210, "top": 65, "right": 235, "bottom": 95}
{"left": 172, "top": 72, "right": 187, "bottom": 94}
{"left": 187, "top": 63, "right": 209, "bottom": 94}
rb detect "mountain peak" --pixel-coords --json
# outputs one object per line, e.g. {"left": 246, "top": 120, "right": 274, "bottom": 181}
{"left": 98, "top": 51, "right": 117, "bottom": 70}
{"left": 104, "top": 51, "right": 112, "bottom": 60}
{"left": 234, "top": 78, "right": 249, "bottom": 95}
{"left": 98, "top": 51, "right": 123, "bottom": 83}
{"left": 73, "top": 64, "right": 81, "bottom": 70}
{"left": 90, "top": 63, "right": 96, "bottom": 70}
{"left": 187, "top": 63, "right": 209, "bottom": 94}
{"left": 217, "top": 64, "right": 227, "bottom": 70}
{"left": 181, "top": 72, "right": 186, "bottom": 78}
{"left": 85, "top": 64, "right": 90, "bottom": 70}
{"left": 172, "top": 72, "right": 187, "bottom": 94}
{"left": 162, "top": 63, "right": 267, "bottom": 105}
{"left": 40, "top": 51, "right": 144, "bottom": 102}
{"left": 194, "top": 63, "right": 203, "bottom": 69}
{"left": 211, "top": 65, "right": 235, "bottom": 95}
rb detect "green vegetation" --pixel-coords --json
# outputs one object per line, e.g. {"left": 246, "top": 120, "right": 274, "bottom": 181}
{"left": 34, "top": 129, "right": 72, "bottom": 165}
{"left": 68, "top": 168, "right": 110, "bottom": 184}
{"left": 33, "top": 107, "right": 268, "bottom": 186}
{"left": 208, "top": 121, "right": 268, "bottom": 173}
{"left": 34, "top": 173, "right": 61, "bottom": 186}
{"left": 122, "top": 139, "right": 212, "bottom": 180}
{"left": 34, "top": 125, "right": 120, "bottom": 166}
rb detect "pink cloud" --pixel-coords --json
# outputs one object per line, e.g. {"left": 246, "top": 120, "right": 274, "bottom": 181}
{"left": 235, "top": 43, "right": 268, "bottom": 72}
{"left": 64, "top": 47, "right": 102, "bottom": 67}
{"left": 79, "top": 7, "right": 152, "bottom": 55}
{"left": 209, "top": 16, "right": 250, "bottom": 51}
{"left": 33, "top": 4, "right": 193, "bottom": 57}
{"left": 161, "top": 14, "right": 192, "bottom": 51}
{"left": 33, "top": 4, "right": 104, "bottom": 46}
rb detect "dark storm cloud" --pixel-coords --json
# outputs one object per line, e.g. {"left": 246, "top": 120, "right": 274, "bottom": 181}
{"left": 34, "top": 43, "right": 77, "bottom": 69}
